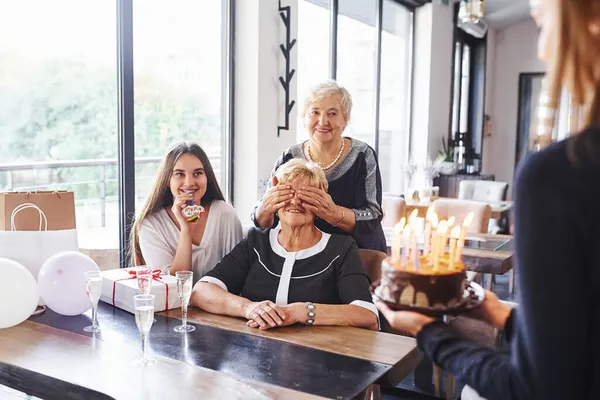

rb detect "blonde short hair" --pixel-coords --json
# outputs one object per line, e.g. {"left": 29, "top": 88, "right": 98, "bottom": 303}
{"left": 276, "top": 159, "right": 328, "bottom": 191}
{"left": 302, "top": 80, "right": 353, "bottom": 122}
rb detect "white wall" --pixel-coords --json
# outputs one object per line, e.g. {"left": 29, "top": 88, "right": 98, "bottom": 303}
{"left": 482, "top": 18, "right": 545, "bottom": 188}
{"left": 410, "top": 2, "right": 454, "bottom": 165}
{"left": 234, "top": 0, "right": 298, "bottom": 224}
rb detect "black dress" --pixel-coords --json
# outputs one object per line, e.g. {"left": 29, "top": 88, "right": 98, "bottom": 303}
{"left": 200, "top": 227, "right": 378, "bottom": 318}
{"left": 416, "top": 127, "right": 600, "bottom": 400}
{"left": 252, "top": 138, "right": 387, "bottom": 252}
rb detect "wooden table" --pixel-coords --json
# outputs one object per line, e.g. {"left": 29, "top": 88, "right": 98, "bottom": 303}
{"left": 0, "top": 302, "right": 420, "bottom": 400}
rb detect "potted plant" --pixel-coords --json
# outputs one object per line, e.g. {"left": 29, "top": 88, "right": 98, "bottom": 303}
{"left": 437, "top": 137, "right": 457, "bottom": 175}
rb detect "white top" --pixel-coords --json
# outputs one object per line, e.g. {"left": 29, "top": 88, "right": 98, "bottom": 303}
{"left": 138, "top": 200, "right": 243, "bottom": 284}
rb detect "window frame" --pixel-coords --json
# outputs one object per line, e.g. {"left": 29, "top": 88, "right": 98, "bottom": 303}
{"left": 324, "top": 0, "right": 415, "bottom": 164}
{"left": 116, "top": 0, "right": 233, "bottom": 267}
{"left": 448, "top": 4, "right": 487, "bottom": 167}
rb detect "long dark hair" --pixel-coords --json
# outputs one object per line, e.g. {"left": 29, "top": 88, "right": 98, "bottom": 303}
{"left": 129, "top": 142, "right": 225, "bottom": 265}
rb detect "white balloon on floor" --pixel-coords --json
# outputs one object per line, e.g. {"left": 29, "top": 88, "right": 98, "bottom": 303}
{"left": 38, "top": 251, "right": 100, "bottom": 316}
{"left": 0, "top": 258, "right": 39, "bottom": 329}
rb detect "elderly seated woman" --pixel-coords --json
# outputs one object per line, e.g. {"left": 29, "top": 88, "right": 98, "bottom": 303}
{"left": 191, "top": 159, "right": 379, "bottom": 331}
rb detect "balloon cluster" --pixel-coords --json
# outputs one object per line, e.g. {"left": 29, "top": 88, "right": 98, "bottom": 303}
{"left": 0, "top": 251, "right": 100, "bottom": 329}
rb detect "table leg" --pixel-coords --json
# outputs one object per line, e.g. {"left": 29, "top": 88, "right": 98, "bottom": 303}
{"left": 485, "top": 274, "right": 494, "bottom": 291}
{"left": 433, "top": 364, "right": 443, "bottom": 398}
{"left": 509, "top": 269, "right": 515, "bottom": 296}
{"left": 414, "top": 357, "right": 433, "bottom": 392}
{"left": 447, "top": 373, "right": 454, "bottom": 400}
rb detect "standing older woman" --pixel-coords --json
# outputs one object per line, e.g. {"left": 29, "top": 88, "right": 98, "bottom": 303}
{"left": 377, "top": 0, "right": 600, "bottom": 399}
{"left": 193, "top": 159, "right": 379, "bottom": 331}
{"left": 252, "top": 80, "right": 386, "bottom": 252}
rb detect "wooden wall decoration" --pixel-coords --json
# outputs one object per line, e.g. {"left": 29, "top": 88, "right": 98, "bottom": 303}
{"left": 277, "top": 1, "right": 296, "bottom": 137}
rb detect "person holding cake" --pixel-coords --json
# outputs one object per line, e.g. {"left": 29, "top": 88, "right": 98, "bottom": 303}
{"left": 251, "top": 80, "right": 387, "bottom": 252}
{"left": 192, "top": 159, "right": 379, "bottom": 331}
{"left": 375, "top": 0, "right": 600, "bottom": 399}
{"left": 130, "top": 142, "right": 243, "bottom": 284}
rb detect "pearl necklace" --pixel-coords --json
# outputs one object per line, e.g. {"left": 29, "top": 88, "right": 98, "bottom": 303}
{"left": 307, "top": 139, "right": 345, "bottom": 171}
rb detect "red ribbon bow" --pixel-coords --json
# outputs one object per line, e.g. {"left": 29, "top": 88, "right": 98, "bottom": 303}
{"left": 111, "top": 269, "right": 169, "bottom": 310}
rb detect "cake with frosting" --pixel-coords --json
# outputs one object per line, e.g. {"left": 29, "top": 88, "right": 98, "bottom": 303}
{"left": 375, "top": 255, "right": 467, "bottom": 310}
{"left": 374, "top": 209, "right": 473, "bottom": 310}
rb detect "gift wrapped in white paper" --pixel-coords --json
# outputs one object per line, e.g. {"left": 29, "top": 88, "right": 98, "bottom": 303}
{"left": 100, "top": 267, "right": 181, "bottom": 314}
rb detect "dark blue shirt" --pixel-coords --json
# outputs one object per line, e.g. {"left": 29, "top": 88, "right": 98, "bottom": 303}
{"left": 253, "top": 138, "right": 387, "bottom": 252}
{"left": 417, "top": 128, "right": 600, "bottom": 400}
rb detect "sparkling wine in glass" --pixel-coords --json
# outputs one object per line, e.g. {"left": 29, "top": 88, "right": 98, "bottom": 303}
{"left": 134, "top": 294, "right": 156, "bottom": 365}
{"left": 137, "top": 268, "right": 157, "bottom": 322}
{"left": 83, "top": 271, "right": 102, "bottom": 333}
{"left": 174, "top": 271, "right": 195, "bottom": 333}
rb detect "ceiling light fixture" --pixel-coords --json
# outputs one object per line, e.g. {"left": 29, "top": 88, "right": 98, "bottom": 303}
{"left": 457, "top": 0, "right": 488, "bottom": 38}
{"left": 458, "top": 0, "right": 484, "bottom": 24}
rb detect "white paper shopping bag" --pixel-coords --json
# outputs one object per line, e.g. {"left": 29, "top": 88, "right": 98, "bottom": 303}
{"left": 0, "top": 198, "right": 79, "bottom": 304}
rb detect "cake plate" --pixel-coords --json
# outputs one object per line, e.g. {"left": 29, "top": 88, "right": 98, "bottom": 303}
{"left": 371, "top": 280, "right": 485, "bottom": 317}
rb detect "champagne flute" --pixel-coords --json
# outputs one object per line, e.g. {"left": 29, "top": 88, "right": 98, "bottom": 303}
{"left": 134, "top": 294, "right": 156, "bottom": 365}
{"left": 83, "top": 271, "right": 102, "bottom": 333}
{"left": 174, "top": 271, "right": 195, "bottom": 333}
{"left": 137, "top": 270, "right": 153, "bottom": 295}
{"left": 137, "top": 268, "right": 157, "bottom": 322}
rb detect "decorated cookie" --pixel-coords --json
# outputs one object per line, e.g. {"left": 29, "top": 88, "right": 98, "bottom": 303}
{"left": 182, "top": 203, "right": 205, "bottom": 224}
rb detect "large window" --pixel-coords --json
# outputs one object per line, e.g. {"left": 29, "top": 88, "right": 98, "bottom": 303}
{"left": 0, "top": 1, "right": 230, "bottom": 263}
{"left": 337, "top": 0, "right": 378, "bottom": 149}
{"left": 0, "top": 0, "right": 118, "bottom": 248}
{"left": 296, "top": 0, "right": 331, "bottom": 141}
{"left": 133, "top": 0, "right": 228, "bottom": 208}
{"left": 297, "top": 0, "right": 414, "bottom": 195}
{"left": 378, "top": 0, "right": 413, "bottom": 194}
{"left": 450, "top": 17, "right": 486, "bottom": 170}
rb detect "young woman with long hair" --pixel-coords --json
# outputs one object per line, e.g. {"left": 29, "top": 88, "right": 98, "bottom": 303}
{"left": 130, "top": 142, "right": 242, "bottom": 283}
{"left": 376, "top": 1, "right": 600, "bottom": 399}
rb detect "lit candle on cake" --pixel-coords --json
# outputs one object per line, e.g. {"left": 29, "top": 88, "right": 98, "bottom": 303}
{"left": 408, "top": 209, "right": 419, "bottom": 227}
{"left": 402, "top": 226, "right": 412, "bottom": 268}
{"left": 447, "top": 216, "right": 456, "bottom": 228}
{"left": 456, "top": 212, "right": 474, "bottom": 262}
{"left": 392, "top": 217, "right": 406, "bottom": 262}
{"left": 412, "top": 224, "right": 423, "bottom": 272}
{"left": 434, "top": 220, "right": 448, "bottom": 272}
{"left": 449, "top": 226, "right": 461, "bottom": 269}
{"left": 423, "top": 207, "right": 435, "bottom": 256}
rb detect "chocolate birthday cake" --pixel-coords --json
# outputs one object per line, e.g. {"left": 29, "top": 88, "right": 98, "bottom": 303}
{"left": 375, "top": 256, "right": 467, "bottom": 310}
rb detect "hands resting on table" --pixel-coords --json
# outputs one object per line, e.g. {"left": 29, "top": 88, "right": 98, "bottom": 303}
{"left": 242, "top": 300, "right": 307, "bottom": 330}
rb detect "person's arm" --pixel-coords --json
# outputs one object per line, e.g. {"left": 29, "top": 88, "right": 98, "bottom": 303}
{"left": 253, "top": 152, "right": 293, "bottom": 228}
{"left": 192, "top": 233, "right": 288, "bottom": 327}
{"left": 193, "top": 281, "right": 250, "bottom": 318}
{"left": 417, "top": 148, "right": 591, "bottom": 400}
{"left": 350, "top": 147, "right": 383, "bottom": 234}
{"left": 272, "top": 302, "right": 377, "bottom": 331}
{"left": 169, "top": 226, "right": 193, "bottom": 275}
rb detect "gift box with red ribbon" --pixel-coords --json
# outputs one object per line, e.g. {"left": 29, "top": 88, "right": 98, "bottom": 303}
{"left": 100, "top": 267, "right": 181, "bottom": 314}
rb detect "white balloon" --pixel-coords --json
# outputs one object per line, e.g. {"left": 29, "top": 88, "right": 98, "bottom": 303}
{"left": 0, "top": 258, "right": 38, "bottom": 329}
{"left": 38, "top": 251, "right": 100, "bottom": 316}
